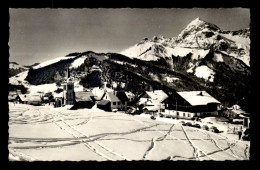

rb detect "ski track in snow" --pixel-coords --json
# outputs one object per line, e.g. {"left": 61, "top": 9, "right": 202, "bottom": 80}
{"left": 9, "top": 148, "right": 37, "bottom": 161}
{"left": 53, "top": 112, "right": 128, "bottom": 161}
{"left": 9, "top": 105, "right": 250, "bottom": 161}
{"left": 203, "top": 131, "right": 244, "bottom": 160}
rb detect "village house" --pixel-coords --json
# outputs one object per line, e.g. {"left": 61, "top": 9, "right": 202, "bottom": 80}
{"left": 163, "top": 91, "right": 220, "bottom": 119}
{"left": 17, "top": 94, "right": 29, "bottom": 104}
{"left": 74, "top": 91, "right": 95, "bottom": 109}
{"left": 17, "top": 94, "right": 42, "bottom": 105}
{"left": 92, "top": 87, "right": 106, "bottom": 101}
{"left": 92, "top": 87, "right": 114, "bottom": 101}
{"left": 114, "top": 91, "right": 129, "bottom": 110}
{"left": 96, "top": 100, "right": 111, "bottom": 111}
{"left": 97, "top": 91, "right": 128, "bottom": 111}
{"left": 138, "top": 90, "right": 169, "bottom": 114}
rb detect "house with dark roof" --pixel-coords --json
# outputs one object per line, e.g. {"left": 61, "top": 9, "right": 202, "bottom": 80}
{"left": 97, "top": 100, "right": 111, "bottom": 111}
{"left": 74, "top": 91, "right": 95, "bottom": 108}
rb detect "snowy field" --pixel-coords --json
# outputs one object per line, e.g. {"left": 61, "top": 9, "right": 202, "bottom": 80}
{"left": 8, "top": 103, "right": 250, "bottom": 161}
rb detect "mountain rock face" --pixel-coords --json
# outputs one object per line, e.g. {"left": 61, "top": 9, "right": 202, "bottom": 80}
{"left": 9, "top": 18, "right": 251, "bottom": 112}
{"left": 121, "top": 17, "right": 250, "bottom": 67}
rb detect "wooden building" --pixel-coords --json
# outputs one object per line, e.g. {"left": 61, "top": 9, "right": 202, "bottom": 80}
{"left": 138, "top": 90, "right": 168, "bottom": 114}
{"left": 97, "top": 100, "right": 111, "bottom": 111}
{"left": 164, "top": 91, "right": 220, "bottom": 119}
{"left": 74, "top": 91, "right": 95, "bottom": 109}
{"left": 17, "top": 94, "right": 42, "bottom": 105}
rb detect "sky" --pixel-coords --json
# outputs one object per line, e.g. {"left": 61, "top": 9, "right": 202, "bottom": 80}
{"left": 9, "top": 8, "right": 250, "bottom": 65}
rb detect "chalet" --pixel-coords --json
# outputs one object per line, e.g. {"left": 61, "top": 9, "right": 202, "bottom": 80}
{"left": 138, "top": 90, "right": 168, "bottom": 114}
{"left": 114, "top": 91, "right": 129, "bottom": 110}
{"left": 97, "top": 91, "right": 128, "bottom": 111}
{"left": 17, "top": 94, "right": 41, "bottom": 105}
{"left": 74, "top": 91, "right": 95, "bottom": 108}
{"left": 92, "top": 87, "right": 114, "bottom": 101}
{"left": 164, "top": 91, "right": 220, "bottom": 119}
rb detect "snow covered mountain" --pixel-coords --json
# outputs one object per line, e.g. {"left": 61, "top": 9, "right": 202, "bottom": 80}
{"left": 8, "top": 18, "right": 251, "bottom": 111}
{"left": 121, "top": 17, "right": 250, "bottom": 68}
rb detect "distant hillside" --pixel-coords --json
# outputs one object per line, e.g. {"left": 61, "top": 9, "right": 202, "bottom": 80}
{"left": 9, "top": 18, "right": 251, "bottom": 112}
{"left": 9, "top": 62, "right": 28, "bottom": 78}
{"left": 24, "top": 63, "right": 40, "bottom": 68}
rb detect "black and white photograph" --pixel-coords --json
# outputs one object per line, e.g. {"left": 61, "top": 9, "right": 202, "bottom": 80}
{"left": 8, "top": 8, "right": 251, "bottom": 161}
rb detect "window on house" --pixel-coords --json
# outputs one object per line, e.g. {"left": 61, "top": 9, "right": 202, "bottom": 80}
{"left": 176, "top": 112, "right": 179, "bottom": 116}
{"left": 113, "top": 102, "right": 116, "bottom": 105}
{"left": 161, "top": 109, "right": 165, "bottom": 112}
{"left": 183, "top": 113, "right": 185, "bottom": 117}
{"left": 117, "top": 102, "right": 120, "bottom": 105}
{"left": 188, "top": 113, "right": 190, "bottom": 117}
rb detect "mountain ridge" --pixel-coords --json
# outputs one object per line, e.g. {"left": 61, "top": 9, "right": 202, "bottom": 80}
{"left": 8, "top": 18, "right": 251, "bottom": 112}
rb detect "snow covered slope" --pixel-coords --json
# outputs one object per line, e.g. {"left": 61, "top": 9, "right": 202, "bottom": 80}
{"left": 9, "top": 62, "right": 28, "bottom": 70}
{"left": 120, "top": 17, "right": 250, "bottom": 83}
{"left": 33, "top": 56, "right": 77, "bottom": 69}
{"left": 121, "top": 17, "right": 250, "bottom": 67}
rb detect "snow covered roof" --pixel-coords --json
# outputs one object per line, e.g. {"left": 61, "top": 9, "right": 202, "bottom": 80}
{"left": 29, "top": 95, "right": 42, "bottom": 102}
{"left": 97, "top": 100, "right": 110, "bottom": 106}
{"left": 177, "top": 91, "right": 220, "bottom": 106}
{"left": 92, "top": 87, "right": 105, "bottom": 100}
{"left": 18, "top": 94, "right": 41, "bottom": 102}
{"left": 75, "top": 91, "right": 94, "bottom": 102}
{"left": 92, "top": 87, "right": 113, "bottom": 100}
{"left": 106, "top": 92, "right": 120, "bottom": 102}
{"left": 143, "top": 105, "right": 160, "bottom": 111}
{"left": 146, "top": 90, "right": 168, "bottom": 102}
{"left": 18, "top": 94, "right": 29, "bottom": 102}
{"left": 125, "top": 91, "right": 135, "bottom": 98}
{"left": 53, "top": 92, "right": 63, "bottom": 98}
